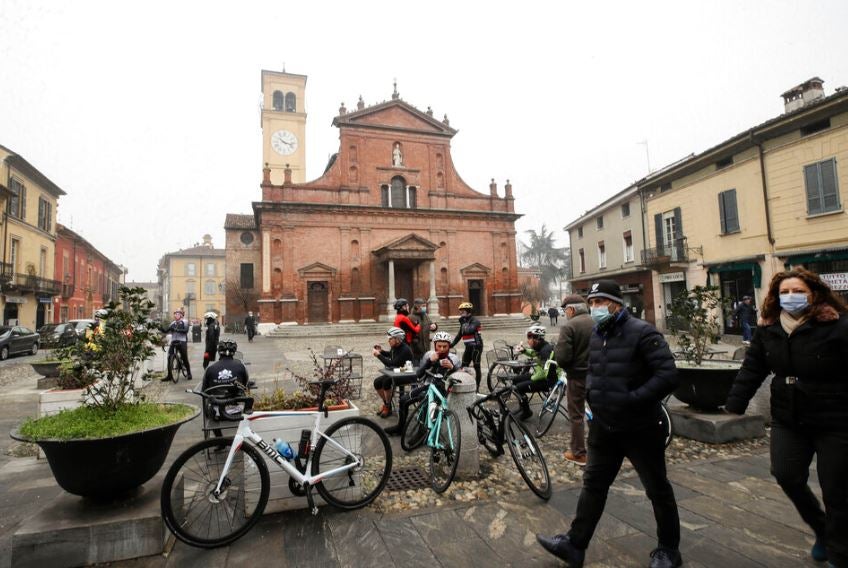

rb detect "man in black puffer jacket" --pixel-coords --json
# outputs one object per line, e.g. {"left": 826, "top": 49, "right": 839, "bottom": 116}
{"left": 538, "top": 280, "right": 681, "bottom": 568}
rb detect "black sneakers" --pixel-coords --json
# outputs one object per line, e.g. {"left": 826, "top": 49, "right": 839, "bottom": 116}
{"left": 536, "top": 534, "right": 585, "bottom": 567}
{"left": 649, "top": 547, "right": 682, "bottom": 568}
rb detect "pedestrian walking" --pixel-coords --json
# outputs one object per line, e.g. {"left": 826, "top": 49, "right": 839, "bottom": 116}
{"left": 537, "top": 279, "right": 681, "bottom": 568}
{"left": 244, "top": 311, "right": 256, "bottom": 342}
{"left": 555, "top": 294, "right": 593, "bottom": 466}
{"left": 733, "top": 295, "right": 757, "bottom": 344}
{"left": 726, "top": 268, "right": 848, "bottom": 567}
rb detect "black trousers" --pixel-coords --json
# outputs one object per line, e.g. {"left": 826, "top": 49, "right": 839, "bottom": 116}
{"left": 167, "top": 341, "right": 191, "bottom": 379}
{"left": 771, "top": 423, "right": 848, "bottom": 567}
{"left": 461, "top": 344, "right": 483, "bottom": 389}
{"left": 568, "top": 421, "right": 680, "bottom": 551}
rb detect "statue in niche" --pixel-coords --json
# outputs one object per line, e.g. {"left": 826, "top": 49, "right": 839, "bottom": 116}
{"left": 392, "top": 143, "right": 403, "bottom": 167}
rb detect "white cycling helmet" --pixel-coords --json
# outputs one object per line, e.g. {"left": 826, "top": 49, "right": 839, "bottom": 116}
{"left": 386, "top": 326, "right": 406, "bottom": 340}
{"left": 204, "top": 311, "right": 218, "bottom": 320}
{"left": 432, "top": 331, "right": 452, "bottom": 344}
{"left": 526, "top": 324, "right": 546, "bottom": 339}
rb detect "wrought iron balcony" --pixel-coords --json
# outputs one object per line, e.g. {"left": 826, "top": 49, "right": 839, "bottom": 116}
{"left": 641, "top": 237, "right": 690, "bottom": 268}
{"left": 0, "top": 263, "right": 13, "bottom": 281}
{"left": 4, "top": 273, "right": 63, "bottom": 295}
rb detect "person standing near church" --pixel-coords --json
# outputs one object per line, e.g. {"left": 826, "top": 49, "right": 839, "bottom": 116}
{"left": 244, "top": 311, "right": 256, "bottom": 342}
{"left": 410, "top": 298, "right": 437, "bottom": 363}
{"left": 537, "top": 280, "right": 681, "bottom": 568}
{"left": 555, "top": 294, "right": 593, "bottom": 466}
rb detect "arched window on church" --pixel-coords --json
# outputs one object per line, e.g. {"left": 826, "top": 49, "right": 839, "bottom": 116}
{"left": 390, "top": 176, "right": 406, "bottom": 208}
{"left": 272, "top": 90, "right": 284, "bottom": 111}
{"left": 351, "top": 240, "right": 360, "bottom": 258}
{"left": 285, "top": 92, "right": 296, "bottom": 112}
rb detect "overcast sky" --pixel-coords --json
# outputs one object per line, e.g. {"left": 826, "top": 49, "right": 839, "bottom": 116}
{"left": 1, "top": 1, "right": 846, "bottom": 281}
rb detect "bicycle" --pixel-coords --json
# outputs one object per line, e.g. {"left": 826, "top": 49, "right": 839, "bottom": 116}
{"left": 535, "top": 377, "right": 674, "bottom": 448}
{"left": 467, "top": 381, "right": 552, "bottom": 500}
{"left": 160, "top": 379, "right": 392, "bottom": 548}
{"left": 399, "top": 370, "right": 462, "bottom": 493}
{"left": 164, "top": 339, "right": 189, "bottom": 383}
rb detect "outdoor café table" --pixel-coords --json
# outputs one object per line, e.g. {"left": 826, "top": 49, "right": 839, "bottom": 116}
{"left": 377, "top": 366, "right": 420, "bottom": 430}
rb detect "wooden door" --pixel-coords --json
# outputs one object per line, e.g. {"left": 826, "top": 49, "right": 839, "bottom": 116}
{"left": 307, "top": 281, "right": 329, "bottom": 323}
{"left": 468, "top": 279, "right": 484, "bottom": 315}
{"left": 395, "top": 268, "right": 414, "bottom": 303}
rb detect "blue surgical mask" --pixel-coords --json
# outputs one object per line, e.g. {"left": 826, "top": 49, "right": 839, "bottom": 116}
{"left": 420, "top": 307, "right": 426, "bottom": 314}
{"left": 590, "top": 306, "right": 613, "bottom": 325}
{"left": 779, "top": 293, "right": 809, "bottom": 314}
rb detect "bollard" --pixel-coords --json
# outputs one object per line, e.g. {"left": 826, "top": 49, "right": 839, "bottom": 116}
{"left": 446, "top": 370, "right": 479, "bottom": 479}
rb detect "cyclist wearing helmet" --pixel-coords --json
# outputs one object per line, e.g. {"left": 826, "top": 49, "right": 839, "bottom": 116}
{"left": 202, "top": 339, "right": 249, "bottom": 437}
{"left": 410, "top": 298, "right": 438, "bottom": 362}
{"left": 393, "top": 298, "right": 421, "bottom": 346}
{"left": 372, "top": 326, "right": 414, "bottom": 418}
{"left": 164, "top": 309, "right": 192, "bottom": 382}
{"left": 451, "top": 301, "right": 483, "bottom": 390}
{"left": 203, "top": 311, "right": 221, "bottom": 370}
{"left": 385, "top": 331, "right": 460, "bottom": 436}
{"left": 513, "top": 324, "right": 560, "bottom": 420}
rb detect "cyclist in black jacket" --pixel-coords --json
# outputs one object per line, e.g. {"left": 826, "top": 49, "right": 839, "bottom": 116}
{"left": 202, "top": 339, "right": 249, "bottom": 437}
{"left": 372, "top": 327, "right": 414, "bottom": 418}
{"left": 203, "top": 311, "right": 221, "bottom": 370}
{"left": 451, "top": 301, "right": 483, "bottom": 390}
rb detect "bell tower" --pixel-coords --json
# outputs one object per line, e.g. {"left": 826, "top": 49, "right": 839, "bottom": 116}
{"left": 261, "top": 69, "right": 307, "bottom": 184}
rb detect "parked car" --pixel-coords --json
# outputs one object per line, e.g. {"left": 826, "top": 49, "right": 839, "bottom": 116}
{"left": 0, "top": 326, "right": 40, "bottom": 360}
{"left": 68, "top": 319, "right": 96, "bottom": 340}
{"left": 38, "top": 323, "right": 79, "bottom": 349}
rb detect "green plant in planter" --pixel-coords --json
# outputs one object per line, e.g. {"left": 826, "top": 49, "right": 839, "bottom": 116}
{"left": 254, "top": 349, "right": 356, "bottom": 411}
{"left": 668, "top": 285, "right": 730, "bottom": 366}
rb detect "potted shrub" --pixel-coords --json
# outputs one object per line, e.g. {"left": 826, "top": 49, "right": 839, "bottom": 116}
{"left": 10, "top": 287, "right": 199, "bottom": 499}
{"left": 248, "top": 349, "right": 360, "bottom": 513}
{"left": 668, "top": 285, "right": 741, "bottom": 410}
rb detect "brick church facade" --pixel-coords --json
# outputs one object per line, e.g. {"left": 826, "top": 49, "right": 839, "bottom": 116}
{"left": 227, "top": 73, "right": 523, "bottom": 325}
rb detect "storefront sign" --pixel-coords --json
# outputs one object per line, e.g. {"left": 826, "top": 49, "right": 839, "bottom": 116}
{"left": 821, "top": 272, "right": 848, "bottom": 291}
{"left": 38, "top": 296, "right": 52, "bottom": 304}
{"left": 658, "top": 272, "right": 685, "bottom": 283}
{"left": 4, "top": 295, "right": 26, "bottom": 304}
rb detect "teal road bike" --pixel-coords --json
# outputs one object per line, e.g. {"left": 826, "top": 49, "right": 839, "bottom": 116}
{"left": 400, "top": 370, "right": 462, "bottom": 493}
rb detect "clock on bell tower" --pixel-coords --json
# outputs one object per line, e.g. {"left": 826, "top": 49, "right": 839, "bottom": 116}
{"left": 261, "top": 69, "right": 307, "bottom": 184}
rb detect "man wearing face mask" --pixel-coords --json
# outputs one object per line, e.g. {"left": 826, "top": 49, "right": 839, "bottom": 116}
{"left": 537, "top": 280, "right": 681, "bottom": 568}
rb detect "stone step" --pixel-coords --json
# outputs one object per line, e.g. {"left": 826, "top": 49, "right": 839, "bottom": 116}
{"left": 266, "top": 315, "right": 535, "bottom": 338}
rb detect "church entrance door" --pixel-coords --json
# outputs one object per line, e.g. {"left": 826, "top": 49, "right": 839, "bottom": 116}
{"left": 307, "top": 281, "right": 329, "bottom": 323}
{"left": 468, "top": 279, "right": 484, "bottom": 315}
{"left": 395, "top": 267, "right": 414, "bottom": 304}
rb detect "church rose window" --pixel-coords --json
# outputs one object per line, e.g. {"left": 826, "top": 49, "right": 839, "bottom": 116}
{"left": 240, "top": 232, "right": 254, "bottom": 245}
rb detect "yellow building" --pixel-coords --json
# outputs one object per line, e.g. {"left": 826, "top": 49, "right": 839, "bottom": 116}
{"left": 639, "top": 77, "right": 848, "bottom": 333}
{"left": 157, "top": 235, "right": 226, "bottom": 324}
{"left": 0, "top": 144, "right": 63, "bottom": 330}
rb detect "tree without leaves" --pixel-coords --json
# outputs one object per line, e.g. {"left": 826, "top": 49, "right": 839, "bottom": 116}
{"left": 225, "top": 278, "right": 259, "bottom": 315}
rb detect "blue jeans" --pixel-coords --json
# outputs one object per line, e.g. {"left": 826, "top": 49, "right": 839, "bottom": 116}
{"left": 741, "top": 321, "right": 753, "bottom": 342}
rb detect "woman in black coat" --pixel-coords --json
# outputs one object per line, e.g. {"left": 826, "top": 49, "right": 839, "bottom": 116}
{"left": 726, "top": 268, "right": 848, "bottom": 567}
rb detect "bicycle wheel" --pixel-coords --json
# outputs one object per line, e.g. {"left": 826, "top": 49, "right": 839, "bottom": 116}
{"left": 161, "top": 437, "right": 270, "bottom": 548}
{"left": 312, "top": 416, "right": 392, "bottom": 509}
{"left": 179, "top": 353, "right": 190, "bottom": 381}
{"left": 660, "top": 402, "right": 673, "bottom": 448}
{"left": 429, "top": 409, "right": 461, "bottom": 494}
{"left": 486, "top": 362, "right": 505, "bottom": 392}
{"left": 504, "top": 414, "right": 551, "bottom": 500}
{"left": 169, "top": 352, "right": 181, "bottom": 384}
{"left": 401, "top": 398, "right": 427, "bottom": 452}
{"left": 535, "top": 381, "right": 565, "bottom": 438}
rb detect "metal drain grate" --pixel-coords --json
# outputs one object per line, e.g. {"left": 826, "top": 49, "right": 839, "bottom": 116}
{"left": 385, "top": 466, "right": 429, "bottom": 491}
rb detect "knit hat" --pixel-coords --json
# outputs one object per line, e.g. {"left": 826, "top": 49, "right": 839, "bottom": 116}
{"left": 587, "top": 280, "right": 624, "bottom": 304}
{"left": 561, "top": 294, "right": 586, "bottom": 308}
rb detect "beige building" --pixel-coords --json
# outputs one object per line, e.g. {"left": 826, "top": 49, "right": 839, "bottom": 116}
{"left": 564, "top": 185, "right": 656, "bottom": 322}
{"left": 638, "top": 77, "right": 848, "bottom": 333}
{"left": 0, "top": 144, "right": 63, "bottom": 330}
{"left": 157, "top": 235, "right": 226, "bottom": 323}
{"left": 261, "top": 70, "right": 307, "bottom": 185}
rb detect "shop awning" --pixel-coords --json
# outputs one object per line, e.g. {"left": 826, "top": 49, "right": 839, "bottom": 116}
{"left": 782, "top": 247, "right": 848, "bottom": 266}
{"left": 706, "top": 261, "right": 762, "bottom": 287}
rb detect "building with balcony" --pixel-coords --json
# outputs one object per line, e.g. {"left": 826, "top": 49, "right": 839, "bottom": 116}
{"left": 564, "top": 184, "right": 655, "bottom": 323}
{"left": 638, "top": 77, "right": 848, "bottom": 333}
{"left": 54, "top": 224, "right": 125, "bottom": 323}
{"left": 0, "top": 144, "right": 64, "bottom": 329}
{"left": 157, "top": 235, "right": 226, "bottom": 323}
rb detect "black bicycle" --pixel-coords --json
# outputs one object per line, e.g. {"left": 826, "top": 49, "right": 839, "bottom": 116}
{"left": 467, "top": 383, "right": 552, "bottom": 500}
{"left": 166, "top": 340, "right": 189, "bottom": 383}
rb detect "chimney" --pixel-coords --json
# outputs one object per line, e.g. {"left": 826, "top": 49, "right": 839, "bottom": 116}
{"left": 284, "top": 163, "right": 292, "bottom": 185}
{"left": 782, "top": 77, "right": 825, "bottom": 113}
{"left": 489, "top": 178, "right": 498, "bottom": 197}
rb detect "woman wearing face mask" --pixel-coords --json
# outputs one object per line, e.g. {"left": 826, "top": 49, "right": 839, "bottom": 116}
{"left": 726, "top": 268, "right": 848, "bottom": 567}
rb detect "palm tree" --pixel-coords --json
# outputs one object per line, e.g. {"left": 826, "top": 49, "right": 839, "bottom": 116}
{"left": 520, "top": 225, "right": 570, "bottom": 298}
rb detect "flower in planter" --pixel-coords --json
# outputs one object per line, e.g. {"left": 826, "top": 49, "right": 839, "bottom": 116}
{"left": 254, "top": 349, "right": 356, "bottom": 411}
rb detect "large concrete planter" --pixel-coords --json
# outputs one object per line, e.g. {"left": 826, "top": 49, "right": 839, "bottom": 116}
{"left": 30, "top": 361, "right": 63, "bottom": 379}
{"left": 247, "top": 401, "right": 360, "bottom": 514}
{"left": 673, "top": 360, "right": 742, "bottom": 411}
{"left": 11, "top": 403, "right": 200, "bottom": 499}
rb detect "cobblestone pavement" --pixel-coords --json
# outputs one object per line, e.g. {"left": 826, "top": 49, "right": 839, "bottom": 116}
{"left": 0, "top": 324, "right": 820, "bottom": 567}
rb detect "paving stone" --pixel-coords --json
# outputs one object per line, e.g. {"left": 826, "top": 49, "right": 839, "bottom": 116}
{"left": 683, "top": 461, "right": 748, "bottom": 483}
{"left": 668, "top": 469, "right": 758, "bottom": 502}
{"left": 224, "top": 515, "right": 289, "bottom": 567}
{"left": 279, "top": 513, "right": 339, "bottom": 567}
{"left": 374, "top": 517, "right": 438, "bottom": 568}
{"left": 326, "top": 512, "right": 393, "bottom": 568}
{"left": 710, "top": 455, "right": 772, "bottom": 479}
{"left": 699, "top": 524, "right": 812, "bottom": 568}
{"left": 165, "top": 541, "right": 228, "bottom": 568}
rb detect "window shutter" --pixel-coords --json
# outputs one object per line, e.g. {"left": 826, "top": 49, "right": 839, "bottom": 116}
{"left": 654, "top": 213, "right": 663, "bottom": 251}
{"left": 21, "top": 186, "right": 26, "bottom": 220}
{"left": 726, "top": 189, "right": 739, "bottom": 232}
{"left": 820, "top": 158, "right": 839, "bottom": 210}
{"left": 672, "top": 207, "right": 683, "bottom": 239}
{"left": 622, "top": 230, "right": 631, "bottom": 239}
{"left": 718, "top": 193, "right": 727, "bottom": 233}
{"left": 804, "top": 163, "right": 821, "bottom": 214}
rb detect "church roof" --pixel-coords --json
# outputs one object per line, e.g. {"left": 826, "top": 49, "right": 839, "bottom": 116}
{"left": 332, "top": 99, "right": 457, "bottom": 137}
{"left": 224, "top": 213, "right": 257, "bottom": 230}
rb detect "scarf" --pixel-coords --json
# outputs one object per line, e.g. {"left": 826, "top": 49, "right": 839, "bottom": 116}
{"left": 779, "top": 309, "right": 808, "bottom": 336}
